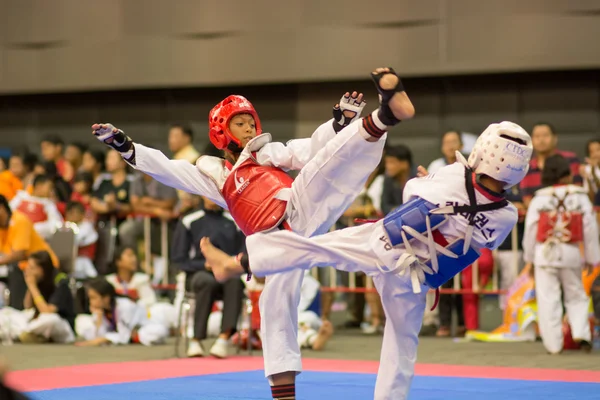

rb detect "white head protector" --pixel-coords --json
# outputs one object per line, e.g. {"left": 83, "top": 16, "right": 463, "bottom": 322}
{"left": 459, "top": 121, "right": 533, "bottom": 189}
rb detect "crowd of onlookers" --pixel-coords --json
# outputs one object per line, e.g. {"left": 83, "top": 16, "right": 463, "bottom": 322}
{"left": 0, "top": 121, "right": 599, "bottom": 356}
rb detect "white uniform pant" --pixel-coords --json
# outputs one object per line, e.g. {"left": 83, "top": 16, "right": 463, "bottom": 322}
{"left": 75, "top": 314, "right": 168, "bottom": 346}
{"left": 0, "top": 308, "right": 74, "bottom": 343}
{"left": 534, "top": 266, "right": 590, "bottom": 354}
{"left": 259, "top": 121, "right": 386, "bottom": 378}
{"left": 247, "top": 223, "right": 426, "bottom": 400}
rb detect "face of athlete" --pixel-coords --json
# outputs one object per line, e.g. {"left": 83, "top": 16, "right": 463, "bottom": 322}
{"left": 228, "top": 114, "right": 257, "bottom": 148}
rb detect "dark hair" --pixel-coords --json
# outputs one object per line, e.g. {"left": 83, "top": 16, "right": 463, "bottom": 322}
{"left": 532, "top": 122, "right": 556, "bottom": 136}
{"left": 170, "top": 123, "right": 194, "bottom": 140}
{"left": 441, "top": 130, "right": 463, "bottom": 145}
{"left": 203, "top": 142, "right": 224, "bottom": 158}
{"left": 20, "top": 153, "right": 39, "bottom": 172}
{"left": 29, "top": 250, "right": 56, "bottom": 302}
{"left": 541, "top": 154, "right": 571, "bottom": 186}
{"left": 0, "top": 157, "right": 8, "bottom": 170}
{"left": 74, "top": 171, "right": 94, "bottom": 186}
{"left": 87, "top": 277, "right": 117, "bottom": 303}
{"left": 32, "top": 174, "right": 52, "bottom": 187}
{"left": 0, "top": 194, "right": 11, "bottom": 217}
{"left": 41, "top": 161, "right": 58, "bottom": 178}
{"left": 385, "top": 144, "right": 413, "bottom": 166}
{"left": 66, "top": 201, "right": 85, "bottom": 214}
{"left": 41, "top": 134, "right": 64, "bottom": 147}
{"left": 85, "top": 149, "right": 106, "bottom": 172}
{"left": 586, "top": 139, "right": 600, "bottom": 156}
{"left": 68, "top": 142, "right": 88, "bottom": 154}
{"left": 112, "top": 246, "right": 137, "bottom": 272}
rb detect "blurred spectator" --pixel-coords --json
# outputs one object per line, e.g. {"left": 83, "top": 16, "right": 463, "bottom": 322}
{"left": 64, "top": 142, "right": 88, "bottom": 177}
{"left": 381, "top": 144, "right": 413, "bottom": 215}
{"left": 118, "top": 171, "right": 178, "bottom": 261}
{"left": 169, "top": 124, "right": 200, "bottom": 163}
{"left": 105, "top": 246, "right": 156, "bottom": 308}
{"left": 0, "top": 157, "right": 7, "bottom": 172}
{"left": 580, "top": 138, "right": 600, "bottom": 201}
{"left": 0, "top": 195, "right": 59, "bottom": 310}
{"left": 520, "top": 122, "right": 582, "bottom": 206}
{"left": 37, "top": 161, "right": 72, "bottom": 204}
{"left": 70, "top": 172, "right": 94, "bottom": 217}
{"left": 75, "top": 277, "right": 168, "bottom": 347}
{"left": 10, "top": 175, "right": 63, "bottom": 239}
{"left": 437, "top": 284, "right": 465, "bottom": 337}
{"left": 0, "top": 152, "right": 37, "bottom": 201}
{"left": 65, "top": 201, "right": 98, "bottom": 280}
{"left": 40, "top": 134, "right": 74, "bottom": 182}
{"left": 461, "top": 249, "right": 494, "bottom": 331}
{"left": 81, "top": 149, "right": 108, "bottom": 190}
{"left": 91, "top": 150, "right": 133, "bottom": 225}
{"left": 426, "top": 130, "right": 463, "bottom": 174}
{"left": 171, "top": 197, "right": 245, "bottom": 358}
{"left": 0, "top": 251, "right": 75, "bottom": 344}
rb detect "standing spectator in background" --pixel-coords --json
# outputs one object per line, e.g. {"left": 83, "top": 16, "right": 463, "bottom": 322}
{"left": 169, "top": 124, "right": 200, "bottom": 164}
{"left": 580, "top": 138, "right": 600, "bottom": 202}
{"left": 40, "top": 135, "right": 74, "bottom": 182}
{"left": 91, "top": 150, "right": 133, "bottom": 225}
{"left": 0, "top": 152, "right": 37, "bottom": 201}
{"left": 171, "top": 196, "right": 245, "bottom": 358}
{"left": 426, "top": 130, "right": 463, "bottom": 174}
{"left": 381, "top": 144, "right": 413, "bottom": 215}
{"left": 10, "top": 175, "right": 63, "bottom": 240}
{"left": 168, "top": 124, "right": 200, "bottom": 214}
{"left": 81, "top": 149, "right": 107, "bottom": 190}
{"left": 520, "top": 122, "right": 582, "bottom": 207}
{"left": 64, "top": 142, "right": 87, "bottom": 178}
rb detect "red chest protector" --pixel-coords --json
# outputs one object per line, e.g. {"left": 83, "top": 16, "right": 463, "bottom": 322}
{"left": 221, "top": 155, "right": 294, "bottom": 236}
{"left": 17, "top": 200, "right": 48, "bottom": 224}
{"left": 536, "top": 191, "right": 583, "bottom": 244}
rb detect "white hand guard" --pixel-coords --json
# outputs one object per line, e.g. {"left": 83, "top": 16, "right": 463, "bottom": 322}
{"left": 333, "top": 93, "right": 366, "bottom": 129}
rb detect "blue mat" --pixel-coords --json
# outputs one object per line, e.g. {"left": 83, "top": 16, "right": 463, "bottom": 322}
{"left": 27, "top": 371, "right": 600, "bottom": 400}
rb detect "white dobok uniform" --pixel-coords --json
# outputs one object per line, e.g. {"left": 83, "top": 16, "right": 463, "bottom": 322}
{"left": 523, "top": 184, "right": 600, "bottom": 353}
{"left": 126, "top": 118, "right": 385, "bottom": 378}
{"left": 245, "top": 162, "right": 519, "bottom": 400}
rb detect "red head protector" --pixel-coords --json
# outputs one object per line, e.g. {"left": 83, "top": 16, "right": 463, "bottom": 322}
{"left": 208, "top": 95, "right": 262, "bottom": 152}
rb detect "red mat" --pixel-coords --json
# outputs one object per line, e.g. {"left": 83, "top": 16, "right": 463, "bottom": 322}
{"left": 7, "top": 357, "right": 600, "bottom": 392}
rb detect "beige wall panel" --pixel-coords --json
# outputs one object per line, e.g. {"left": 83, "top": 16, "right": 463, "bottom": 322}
{"left": 1, "top": 48, "right": 40, "bottom": 92}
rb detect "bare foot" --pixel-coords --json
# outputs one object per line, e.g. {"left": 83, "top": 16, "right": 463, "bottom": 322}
{"left": 312, "top": 321, "right": 334, "bottom": 351}
{"left": 199, "top": 237, "right": 244, "bottom": 282}
{"left": 372, "top": 67, "right": 415, "bottom": 121}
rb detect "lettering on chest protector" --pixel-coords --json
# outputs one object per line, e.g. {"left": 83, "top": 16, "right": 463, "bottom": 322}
{"left": 445, "top": 201, "right": 496, "bottom": 242}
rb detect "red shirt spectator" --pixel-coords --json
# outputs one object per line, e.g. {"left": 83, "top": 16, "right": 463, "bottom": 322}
{"left": 520, "top": 122, "right": 582, "bottom": 206}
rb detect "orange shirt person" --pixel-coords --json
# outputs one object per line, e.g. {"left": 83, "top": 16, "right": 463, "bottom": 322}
{"left": 0, "top": 195, "right": 59, "bottom": 270}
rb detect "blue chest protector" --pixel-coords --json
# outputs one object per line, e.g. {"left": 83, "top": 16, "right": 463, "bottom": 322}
{"left": 381, "top": 168, "right": 507, "bottom": 289}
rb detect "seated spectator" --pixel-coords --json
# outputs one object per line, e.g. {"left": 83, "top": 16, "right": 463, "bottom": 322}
{"left": 118, "top": 171, "right": 178, "bottom": 275}
{"left": 40, "top": 134, "right": 74, "bottom": 182}
{"left": 10, "top": 175, "right": 63, "bottom": 239}
{"left": 0, "top": 195, "right": 59, "bottom": 310}
{"left": 0, "top": 157, "right": 6, "bottom": 172}
{"left": 426, "top": 130, "right": 464, "bottom": 174}
{"left": 36, "top": 161, "right": 72, "bottom": 204}
{"left": 0, "top": 152, "right": 37, "bottom": 201}
{"left": 75, "top": 277, "right": 168, "bottom": 346}
{"left": 65, "top": 201, "right": 98, "bottom": 280}
{"left": 171, "top": 197, "right": 245, "bottom": 358}
{"left": 58, "top": 171, "right": 95, "bottom": 219}
{"left": 90, "top": 150, "right": 133, "bottom": 225}
{"left": 381, "top": 144, "right": 413, "bottom": 215}
{"left": 297, "top": 272, "right": 334, "bottom": 351}
{"left": 105, "top": 246, "right": 177, "bottom": 329}
{"left": 81, "top": 149, "right": 108, "bottom": 190}
{"left": 64, "top": 142, "right": 87, "bottom": 178}
{"left": 0, "top": 251, "right": 75, "bottom": 344}
{"left": 105, "top": 246, "right": 156, "bottom": 308}
{"left": 169, "top": 124, "right": 200, "bottom": 164}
